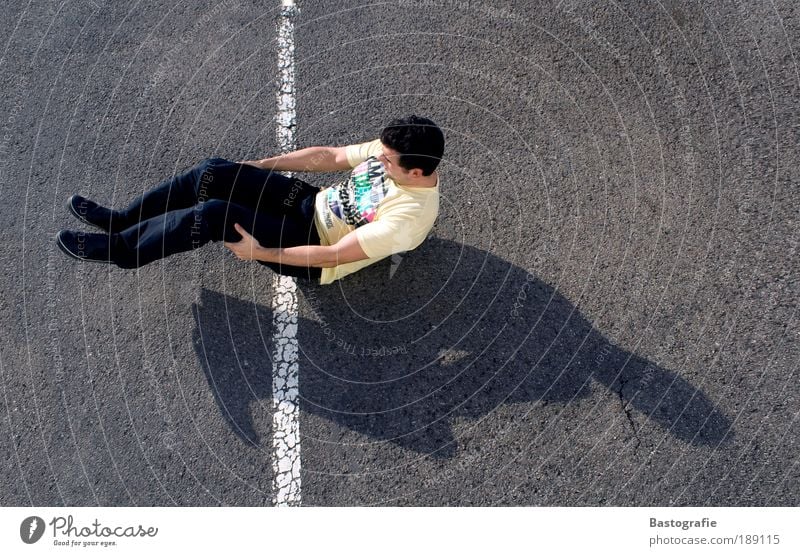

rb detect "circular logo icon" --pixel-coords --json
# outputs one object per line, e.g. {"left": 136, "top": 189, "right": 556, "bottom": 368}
{"left": 20, "top": 516, "right": 45, "bottom": 544}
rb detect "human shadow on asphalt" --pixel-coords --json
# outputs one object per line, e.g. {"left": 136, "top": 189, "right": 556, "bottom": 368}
{"left": 191, "top": 237, "right": 733, "bottom": 457}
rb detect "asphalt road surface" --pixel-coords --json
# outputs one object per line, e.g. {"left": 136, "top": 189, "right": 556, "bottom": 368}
{"left": 1, "top": 0, "right": 798, "bottom": 506}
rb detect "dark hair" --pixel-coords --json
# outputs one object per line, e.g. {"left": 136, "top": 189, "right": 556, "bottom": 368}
{"left": 380, "top": 115, "right": 444, "bottom": 176}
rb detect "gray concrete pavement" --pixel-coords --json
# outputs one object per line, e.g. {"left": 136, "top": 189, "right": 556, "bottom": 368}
{"left": 1, "top": 0, "right": 798, "bottom": 506}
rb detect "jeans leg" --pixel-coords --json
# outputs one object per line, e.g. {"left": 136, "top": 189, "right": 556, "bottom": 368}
{"left": 112, "top": 198, "right": 321, "bottom": 274}
{"left": 257, "top": 201, "right": 322, "bottom": 281}
{"left": 117, "top": 157, "right": 319, "bottom": 227}
{"left": 116, "top": 157, "right": 228, "bottom": 227}
{"left": 202, "top": 160, "right": 320, "bottom": 220}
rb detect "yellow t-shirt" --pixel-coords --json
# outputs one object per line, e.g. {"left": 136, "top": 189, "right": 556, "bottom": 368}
{"left": 312, "top": 139, "right": 440, "bottom": 285}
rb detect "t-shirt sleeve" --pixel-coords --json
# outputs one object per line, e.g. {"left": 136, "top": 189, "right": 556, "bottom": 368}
{"left": 345, "top": 139, "right": 382, "bottom": 168}
{"left": 353, "top": 214, "right": 418, "bottom": 259}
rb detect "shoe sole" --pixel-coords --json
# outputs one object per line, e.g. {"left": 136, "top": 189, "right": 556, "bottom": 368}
{"left": 67, "top": 194, "right": 110, "bottom": 233}
{"left": 55, "top": 231, "right": 111, "bottom": 264}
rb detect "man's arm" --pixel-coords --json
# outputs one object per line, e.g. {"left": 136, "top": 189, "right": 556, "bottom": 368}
{"left": 224, "top": 224, "right": 369, "bottom": 268}
{"left": 238, "top": 146, "right": 351, "bottom": 172}
{"left": 256, "top": 229, "right": 370, "bottom": 267}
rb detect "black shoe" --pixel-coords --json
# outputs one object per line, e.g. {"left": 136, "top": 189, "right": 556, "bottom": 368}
{"left": 67, "top": 194, "right": 127, "bottom": 233}
{"left": 55, "top": 230, "right": 115, "bottom": 264}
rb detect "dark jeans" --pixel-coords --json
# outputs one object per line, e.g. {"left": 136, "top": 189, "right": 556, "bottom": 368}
{"left": 110, "top": 157, "right": 322, "bottom": 281}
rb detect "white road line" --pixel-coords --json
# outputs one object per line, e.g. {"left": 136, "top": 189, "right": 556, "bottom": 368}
{"left": 271, "top": 0, "right": 301, "bottom": 507}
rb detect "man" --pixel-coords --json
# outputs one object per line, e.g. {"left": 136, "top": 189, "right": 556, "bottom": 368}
{"left": 56, "top": 115, "right": 444, "bottom": 285}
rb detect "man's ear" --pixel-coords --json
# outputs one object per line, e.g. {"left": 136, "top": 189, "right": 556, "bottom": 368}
{"left": 408, "top": 168, "right": 424, "bottom": 178}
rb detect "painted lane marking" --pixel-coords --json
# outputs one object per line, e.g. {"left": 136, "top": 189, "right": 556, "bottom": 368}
{"left": 271, "top": 0, "right": 301, "bottom": 507}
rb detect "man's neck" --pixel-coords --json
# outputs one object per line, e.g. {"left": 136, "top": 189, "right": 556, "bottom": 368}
{"left": 397, "top": 171, "right": 438, "bottom": 188}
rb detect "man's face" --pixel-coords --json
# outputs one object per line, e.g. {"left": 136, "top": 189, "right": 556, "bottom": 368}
{"left": 378, "top": 143, "right": 416, "bottom": 181}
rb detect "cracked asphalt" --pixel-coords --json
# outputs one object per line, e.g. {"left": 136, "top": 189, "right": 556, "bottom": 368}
{"left": 1, "top": 0, "right": 798, "bottom": 506}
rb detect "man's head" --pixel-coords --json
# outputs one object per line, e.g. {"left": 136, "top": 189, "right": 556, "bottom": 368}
{"left": 378, "top": 115, "right": 444, "bottom": 180}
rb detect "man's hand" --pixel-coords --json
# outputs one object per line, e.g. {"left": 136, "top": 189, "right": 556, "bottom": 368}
{"left": 223, "top": 224, "right": 370, "bottom": 268}
{"left": 224, "top": 223, "right": 261, "bottom": 261}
